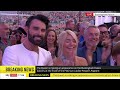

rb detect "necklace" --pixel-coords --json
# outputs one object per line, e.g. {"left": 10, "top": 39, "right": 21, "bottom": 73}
{"left": 61, "top": 55, "right": 75, "bottom": 66}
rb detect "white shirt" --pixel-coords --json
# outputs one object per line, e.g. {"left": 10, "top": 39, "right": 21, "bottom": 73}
{"left": 2, "top": 43, "right": 53, "bottom": 66}
{"left": 110, "top": 56, "right": 116, "bottom": 66}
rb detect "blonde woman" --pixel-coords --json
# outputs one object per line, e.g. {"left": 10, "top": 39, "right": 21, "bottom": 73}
{"left": 54, "top": 30, "right": 88, "bottom": 66}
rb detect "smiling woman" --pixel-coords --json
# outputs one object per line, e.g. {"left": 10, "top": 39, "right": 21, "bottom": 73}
{"left": 42, "top": 29, "right": 58, "bottom": 59}
{"left": 53, "top": 30, "right": 88, "bottom": 66}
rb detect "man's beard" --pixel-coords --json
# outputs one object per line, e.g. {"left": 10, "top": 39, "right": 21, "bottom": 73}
{"left": 28, "top": 30, "right": 44, "bottom": 46}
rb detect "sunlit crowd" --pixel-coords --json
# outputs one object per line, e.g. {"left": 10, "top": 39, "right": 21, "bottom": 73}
{"left": 0, "top": 12, "right": 120, "bottom": 66}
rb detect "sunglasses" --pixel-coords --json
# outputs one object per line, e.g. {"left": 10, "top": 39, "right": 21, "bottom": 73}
{"left": 100, "top": 31, "right": 110, "bottom": 35}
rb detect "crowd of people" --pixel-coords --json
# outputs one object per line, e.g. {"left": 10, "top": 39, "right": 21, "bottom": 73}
{"left": 0, "top": 13, "right": 120, "bottom": 66}
{"left": 0, "top": 11, "right": 94, "bottom": 31}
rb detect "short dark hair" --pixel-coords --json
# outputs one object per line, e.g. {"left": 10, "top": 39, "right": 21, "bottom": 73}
{"left": 17, "top": 27, "right": 27, "bottom": 36}
{"left": 25, "top": 14, "right": 50, "bottom": 29}
{"left": 98, "top": 24, "right": 108, "bottom": 29}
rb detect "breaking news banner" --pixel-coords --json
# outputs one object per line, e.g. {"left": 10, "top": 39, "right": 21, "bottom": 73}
{"left": 0, "top": 66, "right": 120, "bottom": 79}
{"left": 0, "top": 66, "right": 35, "bottom": 79}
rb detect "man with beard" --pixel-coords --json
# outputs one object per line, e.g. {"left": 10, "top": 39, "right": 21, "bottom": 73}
{"left": 2, "top": 14, "right": 53, "bottom": 66}
{"left": 77, "top": 25, "right": 110, "bottom": 66}
{"left": 98, "top": 24, "right": 112, "bottom": 65}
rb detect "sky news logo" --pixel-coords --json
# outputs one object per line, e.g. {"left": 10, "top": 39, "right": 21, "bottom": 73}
{"left": 5, "top": 74, "right": 24, "bottom": 77}
{"left": 10, "top": 74, "right": 17, "bottom": 77}
{"left": 85, "top": 12, "right": 94, "bottom": 16}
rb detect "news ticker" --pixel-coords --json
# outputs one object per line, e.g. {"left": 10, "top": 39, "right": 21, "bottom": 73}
{"left": 0, "top": 66, "right": 120, "bottom": 78}
{"left": 93, "top": 13, "right": 120, "bottom": 16}
{"left": 85, "top": 12, "right": 120, "bottom": 16}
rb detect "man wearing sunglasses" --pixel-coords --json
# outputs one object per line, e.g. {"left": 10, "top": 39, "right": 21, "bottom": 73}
{"left": 98, "top": 24, "right": 112, "bottom": 66}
